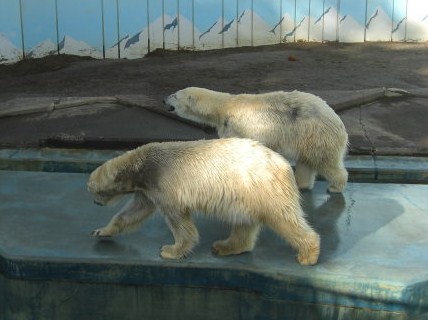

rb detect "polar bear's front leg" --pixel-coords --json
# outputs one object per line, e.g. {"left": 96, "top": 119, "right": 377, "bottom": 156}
{"left": 92, "top": 192, "right": 156, "bottom": 238}
{"left": 160, "top": 211, "right": 199, "bottom": 259}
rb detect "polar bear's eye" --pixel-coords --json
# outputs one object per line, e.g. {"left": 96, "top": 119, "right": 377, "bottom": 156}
{"left": 187, "top": 95, "right": 194, "bottom": 106}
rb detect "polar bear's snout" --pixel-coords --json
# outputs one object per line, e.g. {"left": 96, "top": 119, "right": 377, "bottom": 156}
{"left": 163, "top": 94, "right": 177, "bottom": 112}
{"left": 91, "top": 191, "right": 124, "bottom": 207}
{"left": 93, "top": 199, "right": 104, "bottom": 206}
{"left": 88, "top": 173, "right": 118, "bottom": 206}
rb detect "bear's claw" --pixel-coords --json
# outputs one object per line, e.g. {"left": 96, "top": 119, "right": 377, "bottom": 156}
{"left": 91, "top": 228, "right": 112, "bottom": 238}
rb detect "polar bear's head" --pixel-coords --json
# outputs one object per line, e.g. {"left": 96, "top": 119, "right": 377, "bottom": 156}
{"left": 87, "top": 158, "right": 134, "bottom": 206}
{"left": 163, "top": 87, "right": 231, "bottom": 125}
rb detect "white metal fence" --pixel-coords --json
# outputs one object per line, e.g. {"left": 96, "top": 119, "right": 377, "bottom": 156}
{"left": 1, "top": 0, "right": 427, "bottom": 63}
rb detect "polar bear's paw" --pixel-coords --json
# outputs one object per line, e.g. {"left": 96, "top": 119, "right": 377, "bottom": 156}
{"left": 327, "top": 184, "right": 345, "bottom": 193}
{"left": 160, "top": 245, "right": 187, "bottom": 260}
{"left": 296, "top": 236, "right": 320, "bottom": 266}
{"left": 212, "top": 240, "right": 252, "bottom": 256}
{"left": 91, "top": 228, "right": 113, "bottom": 238}
{"left": 211, "top": 242, "right": 235, "bottom": 256}
{"left": 297, "top": 250, "right": 319, "bottom": 266}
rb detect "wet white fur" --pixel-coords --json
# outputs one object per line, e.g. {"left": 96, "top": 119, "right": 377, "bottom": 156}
{"left": 165, "top": 87, "right": 349, "bottom": 192}
{"left": 88, "top": 138, "right": 320, "bottom": 265}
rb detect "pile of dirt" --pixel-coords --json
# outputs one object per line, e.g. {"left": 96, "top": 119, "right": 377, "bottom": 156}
{"left": 0, "top": 54, "right": 94, "bottom": 78}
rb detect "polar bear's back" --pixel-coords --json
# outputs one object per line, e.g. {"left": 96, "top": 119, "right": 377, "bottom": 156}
{"left": 227, "top": 91, "right": 343, "bottom": 131}
{"left": 132, "top": 138, "right": 299, "bottom": 223}
{"left": 138, "top": 138, "right": 294, "bottom": 185}
{"left": 221, "top": 91, "right": 348, "bottom": 162}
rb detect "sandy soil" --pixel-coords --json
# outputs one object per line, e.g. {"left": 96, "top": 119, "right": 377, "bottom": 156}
{"left": 1, "top": 42, "right": 428, "bottom": 103}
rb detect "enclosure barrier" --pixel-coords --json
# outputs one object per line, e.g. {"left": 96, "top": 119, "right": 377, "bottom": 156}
{"left": 1, "top": 0, "right": 428, "bottom": 63}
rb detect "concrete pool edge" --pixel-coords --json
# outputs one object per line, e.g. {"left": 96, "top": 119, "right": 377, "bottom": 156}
{"left": 0, "top": 249, "right": 426, "bottom": 317}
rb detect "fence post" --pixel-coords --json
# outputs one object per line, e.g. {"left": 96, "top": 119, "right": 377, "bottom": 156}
{"left": 19, "top": 0, "right": 26, "bottom": 59}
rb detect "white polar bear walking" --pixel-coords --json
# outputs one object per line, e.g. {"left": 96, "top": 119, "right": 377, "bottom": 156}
{"left": 88, "top": 138, "right": 320, "bottom": 265}
{"left": 164, "top": 87, "right": 349, "bottom": 193}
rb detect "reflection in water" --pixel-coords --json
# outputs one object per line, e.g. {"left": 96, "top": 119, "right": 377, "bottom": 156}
{"left": 302, "top": 183, "right": 405, "bottom": 262}
{"left": 92, "top": 238, "right": 140, "bottom": 258}
{"left": 301, "top": 190, "right": 346, "bottom": 262}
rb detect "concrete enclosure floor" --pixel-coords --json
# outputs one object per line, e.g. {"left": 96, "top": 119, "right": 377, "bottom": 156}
{"left": 0, "top": 170, "right": 428, "bottom": 319}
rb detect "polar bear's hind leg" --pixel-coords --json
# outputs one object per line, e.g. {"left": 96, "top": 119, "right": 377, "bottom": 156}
{"left": 212, "top": 223, "right": 261, "bottom": 256}
{"left": 318, "top": 161, "right": 348, "bottom": 193}
{"left": 265, "top": 208, "right": 320, "bottom": 266}
{"left": 161, "top": 211, "right": 199, "bottom": 259}
{"left": 295, "top": 161, "right": 317, "bottom": 191}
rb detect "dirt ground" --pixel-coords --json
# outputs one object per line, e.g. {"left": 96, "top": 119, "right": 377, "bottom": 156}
{"left": 1, "top": 42, "right": 428, "bottom": 102}
{"left": 1, "top": 42, "right": 428, "bottom": 155}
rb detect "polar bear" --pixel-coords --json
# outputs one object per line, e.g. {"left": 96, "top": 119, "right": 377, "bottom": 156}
{"left": 88, "top": 138, "right": 320, "bottom": 265}
{"left": 164, "top": 87, "right": 348, "bottom": 193}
